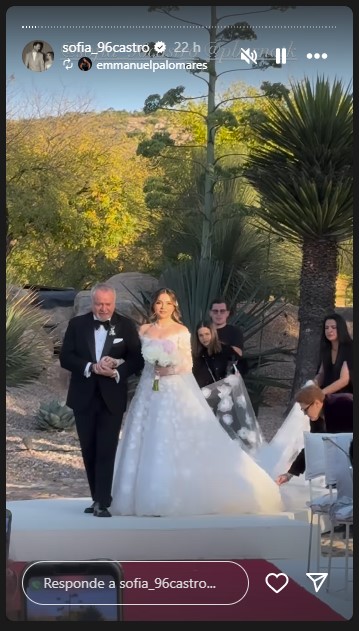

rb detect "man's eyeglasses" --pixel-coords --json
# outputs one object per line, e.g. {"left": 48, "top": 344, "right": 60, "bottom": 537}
{"left": 211, "top": 309, "right": 227, "bottom": 314}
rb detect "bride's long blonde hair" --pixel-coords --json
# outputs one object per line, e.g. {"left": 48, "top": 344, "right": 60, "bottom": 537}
{"left": 149, "top": 288, "right": 182, "bottom": 324}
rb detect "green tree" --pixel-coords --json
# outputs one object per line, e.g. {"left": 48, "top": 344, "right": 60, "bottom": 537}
{"left": 144, "top": 143, "right": 273, "bottom": 296}
{"left": 245, "top": 76, "right": 353, "bottom": 395}
{"left": 140, "top": 110, "right": 302, "bottom": 300}
{"left": 6, "top": 100, "right": 153, "bottom": 286}
{"left": 138, "top": 5, "right": 292, "bottom": 259}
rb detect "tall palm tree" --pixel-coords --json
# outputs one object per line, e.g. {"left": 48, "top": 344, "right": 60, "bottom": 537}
{"left": 245, "top": 76, "right": 353, "bottom": 396}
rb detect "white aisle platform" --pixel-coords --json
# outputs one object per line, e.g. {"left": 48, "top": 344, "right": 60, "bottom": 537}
{"left": 8, "top": 498, "right": 310, "bottom": 562}
{"left": 7, "top": 498, "right": 353, "bottom": 619}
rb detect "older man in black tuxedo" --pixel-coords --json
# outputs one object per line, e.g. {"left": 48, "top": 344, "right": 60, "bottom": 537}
{"left": 60, "top": 283, "right": 144, "bottom": 516}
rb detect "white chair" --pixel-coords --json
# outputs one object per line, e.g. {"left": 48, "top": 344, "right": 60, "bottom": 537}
{"left": 303, "top": 432, "right": 338, "bottom": 572}
{"left": 322, "top": 434, "right": 353, "bottom": 592}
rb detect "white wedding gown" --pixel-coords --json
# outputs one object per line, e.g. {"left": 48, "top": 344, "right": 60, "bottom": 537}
{"left": 111, "top": 330, "right": 284, "bottom": 516}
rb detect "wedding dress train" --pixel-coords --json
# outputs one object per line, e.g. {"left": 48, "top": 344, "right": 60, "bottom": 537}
{"left": 254, "top": 402, "right": 311, "bottom": 479}
{"left": 253, "top": 380, "right": 327, "bottom": 511}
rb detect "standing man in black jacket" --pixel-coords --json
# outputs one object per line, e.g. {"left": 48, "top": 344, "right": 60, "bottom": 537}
{"left": 209, "top": 297, "right": 247, "bottom": 375}
{"left": 60, "top": 283, "right": 144, "bottom": 516}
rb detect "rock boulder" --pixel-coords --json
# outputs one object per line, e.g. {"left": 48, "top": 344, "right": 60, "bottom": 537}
{"left": 73, "top": 272, "right": 159, "bottom": 324}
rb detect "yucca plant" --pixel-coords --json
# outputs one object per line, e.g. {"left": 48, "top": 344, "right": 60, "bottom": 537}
{"left": 36, "top": 400, "right": 75, "bottom": 431}
{"left": 6, "top": 283, "right": 52, "bottom": 388}
{"left": 245, "top": 76, "right": 353, "bottom": 395}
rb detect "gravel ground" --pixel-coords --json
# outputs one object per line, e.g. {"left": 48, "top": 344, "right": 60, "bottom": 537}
{"left": 6, "top": 359, "right": 352, "bottom": 557}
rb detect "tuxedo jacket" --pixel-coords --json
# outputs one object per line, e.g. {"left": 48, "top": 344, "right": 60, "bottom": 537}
{"left": 59, "top": 311, "right": 144, "bottom": 416}
{"left": 25, "top": 51, "right": 45, "bottom": 71}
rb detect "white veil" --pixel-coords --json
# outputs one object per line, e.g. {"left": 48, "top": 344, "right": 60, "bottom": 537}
{"left": 253, "top": 381, "right": 314, "bottom": 478}
{"left": 254, "top": 403, "right": 311, "bottom": 478}
{"left": 201, "top": 370, "right": 264, "bottom": 453}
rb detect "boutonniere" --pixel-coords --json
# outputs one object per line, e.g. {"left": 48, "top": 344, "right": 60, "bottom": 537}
{"left": 109, "top": 324, "right": 116, "bottom": 336}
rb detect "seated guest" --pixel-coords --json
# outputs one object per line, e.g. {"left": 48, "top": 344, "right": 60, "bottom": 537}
{"left": 192, "top": 320, "right": 263, "bottom": 450}
{"left": 314, "top": 312, "right": 353, "bottom": 395}
{"left": 192, "top": 320, "right": 239, "bottom": 388}
{"left": 276, "top": 384, "right": 353, "bottom": 485}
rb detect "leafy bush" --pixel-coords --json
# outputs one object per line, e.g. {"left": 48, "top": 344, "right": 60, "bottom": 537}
{"left": 6, "top": 284, "right": 52, "bottom": 388}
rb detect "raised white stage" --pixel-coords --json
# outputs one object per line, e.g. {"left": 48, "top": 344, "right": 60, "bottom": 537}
{"left": 7, "top": 498, "right": 314, "bottom": 563}
{"left": 7, "top": 498, "right": 353, "bottom": 620}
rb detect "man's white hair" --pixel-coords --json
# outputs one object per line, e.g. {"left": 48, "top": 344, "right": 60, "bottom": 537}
{"left": 91, "top": 283, "right": 116, "bottom": 301}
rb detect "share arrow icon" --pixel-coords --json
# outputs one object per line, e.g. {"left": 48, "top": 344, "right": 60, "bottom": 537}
{"left": 306, "top": 573, "right": 328, "bottom": 592}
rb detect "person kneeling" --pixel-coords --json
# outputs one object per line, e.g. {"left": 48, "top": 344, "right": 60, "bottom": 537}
{"left": 276, "top": 384, "right": 353, "bottom": 485}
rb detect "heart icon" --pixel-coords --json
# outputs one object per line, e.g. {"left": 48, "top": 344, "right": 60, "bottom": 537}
{"left": 265, "top": 572, "right": 289, "bottom": 593}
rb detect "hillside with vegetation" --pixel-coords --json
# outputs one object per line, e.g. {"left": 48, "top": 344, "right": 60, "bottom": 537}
{"left": 7, "top": 85, "right": 308, "bottom": 302}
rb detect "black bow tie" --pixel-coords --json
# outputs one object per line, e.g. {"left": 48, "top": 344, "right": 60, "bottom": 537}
{"left": 94, "top": 320, "right": 111, "bottom": 331}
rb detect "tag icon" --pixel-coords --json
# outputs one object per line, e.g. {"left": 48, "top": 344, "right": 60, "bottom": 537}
{"left": 265, "top": 572, "right": 289, "bottom": 593}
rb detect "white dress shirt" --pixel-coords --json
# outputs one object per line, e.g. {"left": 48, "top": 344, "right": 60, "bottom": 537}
{"left": 84, "top": 318, "right": 119, "bottom": 382}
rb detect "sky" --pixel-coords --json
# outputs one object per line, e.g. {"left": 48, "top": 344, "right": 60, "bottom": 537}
{"left": 6, "top": 5, "right": 353, "bottom": 115}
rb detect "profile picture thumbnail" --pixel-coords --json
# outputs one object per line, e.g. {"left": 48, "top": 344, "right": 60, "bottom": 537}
{"left": 22, "top": 41, "right": 54, "bottom": 72}
{"left": 78, "top": 57, "right": 92, "bottom": 71}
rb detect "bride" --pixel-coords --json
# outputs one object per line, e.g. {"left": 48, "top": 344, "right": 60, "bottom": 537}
{"left": 110, "top": 289, "right": 283, "bottom": 517}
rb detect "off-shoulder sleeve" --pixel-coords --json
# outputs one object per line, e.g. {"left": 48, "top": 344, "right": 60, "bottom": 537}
{"left": 175, "top": 330, "right": 193, "bottom": 374}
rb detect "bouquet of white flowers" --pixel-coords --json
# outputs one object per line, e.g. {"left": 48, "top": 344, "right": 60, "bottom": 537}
{"left": 141, "top": 338, "right": 179, "bottom": 391}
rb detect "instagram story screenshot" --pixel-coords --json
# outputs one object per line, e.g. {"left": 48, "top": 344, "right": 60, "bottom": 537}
{"left": 6, "top": 3, "right": 353, "bottom": 623}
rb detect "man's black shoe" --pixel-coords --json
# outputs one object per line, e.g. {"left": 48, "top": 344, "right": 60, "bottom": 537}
{"left": 94, "top": 506, "right": 112, "bottom": 517}
{"left": 84, "top": 501, "right": 96, "bottom": 514}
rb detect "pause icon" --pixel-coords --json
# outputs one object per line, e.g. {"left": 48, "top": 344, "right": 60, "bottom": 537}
{"left": 275, "top": 48, "right": 287, "bottom": 64}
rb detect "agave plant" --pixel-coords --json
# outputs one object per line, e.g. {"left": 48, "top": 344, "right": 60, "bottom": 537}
{"left": 36, "top": 400, "right": 75, "bottom": 431}
{"left": 6, "top": 283, "right": 51, "bottom": 388}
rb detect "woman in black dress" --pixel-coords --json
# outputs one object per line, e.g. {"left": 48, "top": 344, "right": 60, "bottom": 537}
{"left": 315, "top": 313, "right": 353, "bottom": 395}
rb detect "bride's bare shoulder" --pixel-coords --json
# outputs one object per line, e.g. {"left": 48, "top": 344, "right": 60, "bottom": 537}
{"left": 139, "top": 323, "right": 152, "bottom": 336}
{"left": 174, "top": 323, "right": 190, "bottom": 335}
